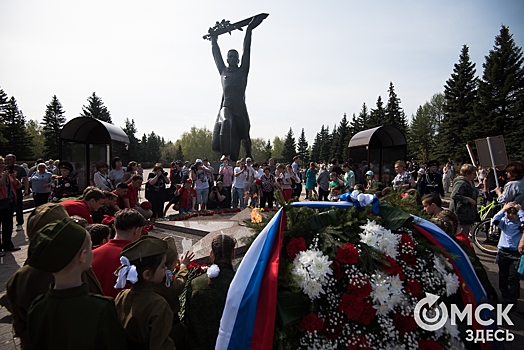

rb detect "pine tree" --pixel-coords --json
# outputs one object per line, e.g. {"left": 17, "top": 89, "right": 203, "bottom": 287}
{"left": 80, "top": 92, "right": 112, "bottom": 123}
{"left": 438, "top": 45, "right": 479, "bottom": 163}
{"left": 385, "top": 82, "right": 407, "bottom": 132}
{"left": 335, "top": 113, "right": 351, "bottom": 162}
{"left": 41, "top": 95, "right": 67, "bottom": 159}
{"left": 146, "top": 131, "right": 162, "bottom": 162}
{"left": 407, "top": 104, "right": 438, "bottom": 161}
{"left": 0, "top": 88, "right": 9, "bottom": 144}
{"left": 0, "top": 97, "right": 33, "bottom": 159}
{"left": 296, "top": 128, "right": 309, "bottom": 165}
{"left": 477, "top": 25, "right": 524, "bottom": 160}
{"left": 368, "top": 96, "right": 385, "bottom": 128}
{"left": 319, "top": 126, "right": 331, "bottom": 164}
{"left": 329, "top": 125, "right": 339, "bottom": 161}
{"left": 175, "top": 144, "right": 185, "bottom": 162}
{"left": 122, "top": 118, "right": 140, "bottom": 161}
{"left": 281, "top": 128, "right": 296, "bottom": 163}
{"left": 310, "top": 130, "right": 322, "bottom": 163}
{"left": 350, "top": 103, "right": 368, "bottom": 136}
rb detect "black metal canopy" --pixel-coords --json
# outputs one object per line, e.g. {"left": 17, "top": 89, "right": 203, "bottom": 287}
{"left": 348, "top": 125, "right": 406, "bottom": 149}
{"left": 60, "top": 117, "right": 129, "bottom": 144}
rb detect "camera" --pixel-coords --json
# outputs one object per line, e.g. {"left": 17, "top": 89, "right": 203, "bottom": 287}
{"left": 212, "top": 186, "right": 218, "bottom": 191}
{"left": 162, "top": 171, "right": 168, "bottom": 176}
{"left": 8, "top": 165, "right": 15, "bottom": 174}
{"left": 277, "top": 178, "right": 283, "bottom": 183}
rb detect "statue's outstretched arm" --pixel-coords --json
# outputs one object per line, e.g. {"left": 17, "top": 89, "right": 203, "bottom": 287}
{"left": 241, "top": 29, "right": 252, "bottom": 75}
{"left": 212, "top": 36, "right": 226, "bottom": 74}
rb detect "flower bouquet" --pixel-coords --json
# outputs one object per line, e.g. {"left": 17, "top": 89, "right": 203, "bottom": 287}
{"left": 273, "top": 201, "right": 470, "bottom": 349}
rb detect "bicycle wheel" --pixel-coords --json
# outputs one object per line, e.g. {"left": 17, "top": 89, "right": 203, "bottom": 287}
{"left": 472, "top": 219, "right": 500, "bottom": 255}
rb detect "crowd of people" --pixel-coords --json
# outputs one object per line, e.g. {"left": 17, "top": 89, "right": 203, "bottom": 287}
{"left": 0, "top": 151, "right": 523, "bottom": 348}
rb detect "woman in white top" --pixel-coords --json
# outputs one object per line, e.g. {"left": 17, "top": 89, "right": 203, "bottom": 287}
{"left": 93, "top": 162, "right": 114, "bottom": 191}
{"left": 233, "top": 160, "right": 248, "bottom": 209}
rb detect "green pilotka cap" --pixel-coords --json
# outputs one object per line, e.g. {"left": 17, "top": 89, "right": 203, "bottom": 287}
{"left": 26, "top": 203, "right": 69, "bottom": 241}
{"left": 121, "top": 236, "right": 167, "bottom": 262}
{"left": 27, "top": 218, "right": 87, "bottom": 273}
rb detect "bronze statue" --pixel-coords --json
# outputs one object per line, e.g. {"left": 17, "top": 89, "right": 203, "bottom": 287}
{"left": 205, "top": 14, "right": 268, "bottom": 161}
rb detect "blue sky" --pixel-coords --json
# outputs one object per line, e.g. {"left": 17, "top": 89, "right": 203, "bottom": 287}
{"left": 1, "top": 0, "right": 523, "bottom": 145}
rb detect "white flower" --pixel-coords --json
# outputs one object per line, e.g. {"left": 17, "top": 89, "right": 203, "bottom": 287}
{"left": 206, "top": 264, "right": 220, "bottom": 279}
{"left": 291, "top": 249, "right": 333, "bottom": 300}
{"left": 443, "top": 273, "right": 460, "bottom": 296}
{"left": 389, "top": 274, "right": 404, "bottom": 295}
{"left": 303, "top": 279, "right": 324, "bottom": 299}
{"left": 298, "top": 250, "right": 318, "bottom": 265}
{"left": 309, "top": 255, "right": 332, "bottom": 281}
{"left": 433, "top": 256, "right": 448, "bottom": 275}
{"left": 360, "top": 220, "right": 400, "bottom": 259}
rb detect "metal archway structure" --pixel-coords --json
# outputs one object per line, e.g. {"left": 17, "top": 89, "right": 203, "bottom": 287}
{"left": 60, "top": 117, "right": 130, "bottom": 191}
{"left": 348, "top": 125, "right": 407, "bottom": 186}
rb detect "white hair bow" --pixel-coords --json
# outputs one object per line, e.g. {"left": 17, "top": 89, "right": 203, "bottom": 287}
{"left": 114, "top": 256, "right": 138, "bottom": 289}
{"left": 165, "top": 270, "right": 173, "bottom": 288}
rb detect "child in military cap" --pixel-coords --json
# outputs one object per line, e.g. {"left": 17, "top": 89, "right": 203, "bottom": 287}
{"left": 5, "top": 203, "right": 103, "bottom": 350}
{"left": 154, "top": 237, "right": 194, "bottom": 350}
{"left": 26, "top": 218, "right": 126, "bottom": 350}
{"left": 114, "top": 236, "right": 176, "bottom": 349}
{"left": 186, "top": 234, "right": 236, "bottom": 350}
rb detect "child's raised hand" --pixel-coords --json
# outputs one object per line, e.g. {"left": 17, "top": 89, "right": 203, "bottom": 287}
{"left": 179, "top": 250, "right": 195, "bottom": 266}
{"left": 502, "top": 202, "right": 514, "bottom": 211}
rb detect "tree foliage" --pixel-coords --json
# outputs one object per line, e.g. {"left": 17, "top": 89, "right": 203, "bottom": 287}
{"left": 42, "top": 95, "right": 67, "bottom": 159}
{"left": 27, "top": 119, "right": 45, "bottom": 159}
{"left": 477, "top": 25, "right": 524, "bottom": 160}
{"left": 385, "top": 82, "right": 407, "bottom": 133}
{"left": 272, "top": 136, "right": 284, "bottom": 161}
{"left": 173, "top": 126, "right": 217, "bottom": 163}
{"left": 438, "top": 45, "right": 479, "bottom": 163}
{"left": 80, "top": 92, "right": 112, "bottom": 123}
{"left": 281, "top": 128, "right": 297, "bottom": 163}
{"left": 296, "top": 128, "right": 309, "bottom": 165}
{"left": 122, "top": 118, "right": 140, "bottom": 161}
{"left": 0, "top": 96, "right": 33, "bottom": 159}
{"left": 407, "top": 104, "right": 438, "bottom": 161}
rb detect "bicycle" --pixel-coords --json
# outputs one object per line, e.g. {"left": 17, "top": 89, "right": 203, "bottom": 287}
{"left": 471, "top": 199, "right": 501, "bottom": 255}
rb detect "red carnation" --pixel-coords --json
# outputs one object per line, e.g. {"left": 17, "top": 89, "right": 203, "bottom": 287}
{"left": 331, "top": 260, "right": 344, "bottom": 281}
{"left": 393, "top": 313, "right": 417, "bottom": 336}
{"left": 418, "top": 340, "right": 443, "bottom": 350}
{"left": 286, "top": 237, "right": 307, "bottom": 259}
{"left": 347, "top": 276, "right": 372, "bottom": 299}
{"left": 383, "top": 256, "right": 405, "bottom": 280}
{"left": 299, "top": 313, "right": 323, "bottom": 333}
{"left": 357, "top": 299, "right": 377, "bottom": 325}
{"left": 399, "top": 252, "right": 417, "bottom": 266}
{"left": 400, "top": 233, "right": 415, "bottom": 250}
{"left": 338, "top": 292, "right": 364, "bottom": 320}
{"left": 405, "top": 278, "right": 423, "bottom": 298}
{"left": 336, "top": 243, "right": 359, "bottom": 264}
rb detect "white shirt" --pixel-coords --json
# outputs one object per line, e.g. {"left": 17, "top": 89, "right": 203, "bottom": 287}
{"left": 233, "top": 167, "right": 248, "bottom": 188}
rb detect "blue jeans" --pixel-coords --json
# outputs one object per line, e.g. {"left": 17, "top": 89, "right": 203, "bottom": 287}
{"left": 196, "top": 187, "right": 209, "bottom": 205}
{"left": 179, "top": 207, "right": 193, "bottom": 214}
{"left": 232, "top": 186, "right": 245, "bottom": 209}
